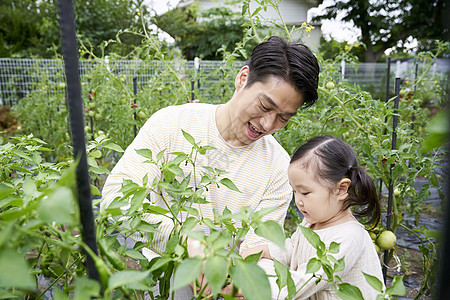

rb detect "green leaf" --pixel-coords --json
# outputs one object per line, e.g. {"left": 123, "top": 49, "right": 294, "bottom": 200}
{"left": 146, "top": 205, "right": 170, "bottom": 215}
{"left": 136, "top": 221, "right": 160, "bottom": 233}
{"left": 420, "top": 110, "right": 449, "bottom": 153}
{"left": 255, "top": 220, "right": 285, "bottom": 249}
{"left": 90, "top": 166, "right": 110, "bottom": 174}
{"left": 328, "top": 242, "right": 340, "bottom": 254}
{"left": 335, "top": 283, "right": 364, "bottom": 300}
{"left": 299, "top": 226, "right": 325, "bottom": 252}
{"left": 104, "top": 143, "right": 124, "bottom": 153}
{"left": 90, "top": 149, "right": 102, "bottom": 158}
{"left": 424, "top": 229, "right": 441, "bottom": 240}
{"left": 362, "top": 272, "right": 383, "bottom": 293}
{"left": 334, "top": 257, "right": 345, "bottom": 273}
{"left": 148, "top": 257, "right": 173, "bottom": 273}
{"left": 135, "top": 148, "right": 153, "bottom": 159}
{"left": 0, "top": 223, "right": 13, "bottom": 248}
{"left": 0, "top": 195, "right": 23, "bottom": 210}
{"left": 156, "top": 149, "right": 165, "bottom": 161}
{"left": 87, "top": 156, "right": 98, "bottom": 168}
{"left": 252, "top": 206, "right": 277, "bottom": 221}
{"left": 273, "top": 258, "right": 295, "bottom": 297}
{"left": 186, "top": 230, "right": 205, "bottom": 241}
{"left": 386, "top": 275, "right": 406, "bottom": 296}
{"left": 231, "top": 260, "right": 271, "bottom": 300}
{"left": 428, "top": 172, "right": 439, "bottom": 187}
{"left": 182, "top": 206, "right": 199, "bottom": 217}
{"left": 0, "top": 183, "right": 15, "bottom": 200}
{"left": 125, "top": 249, "right": 146, "bottom": 260}
{"left": 171, "top": 257, "right": 203, "bottom": 291}
{"left": 306, "top": 257, "right": 321, "bottom": 274}
{"left": 22, "top": 176, "right": 37, "bottom": 204}
{"left": 205, "top": 256, "right": 228, "bottom": 294}
{"left": 219, "top": 178, "right": 241, "bottom": 192}
{"left": 38, "top": 186, "right": 77, "bottom": 225}
{"left": 244, "top": 251, "right": 262, "bottom": 264}
{"left": 126, "top": 188, "right": 149, "bottom": 215}
{"left": 74, "top": 277, "right": 101, "bottom": 300}
{"left": 180, "top": 217, "right": 198, "bottom": 236}
{"left": 182, "top": 130, "right": 196, "bottom": 146}
{"left": 0, "top": 248, "right": 35, "bottom": 289}
{"left": 168, "top": 165, "right": 185, "bottom": 177}
{"left": 108, "top": 270, "right": 152, "bottom": 291}
{"left": 91, "top": 184, "right": 101, "bottom": 196}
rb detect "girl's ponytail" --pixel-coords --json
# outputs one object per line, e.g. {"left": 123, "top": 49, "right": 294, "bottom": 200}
{"left": 346, "top": 166, "right": 381, "bottom": 227}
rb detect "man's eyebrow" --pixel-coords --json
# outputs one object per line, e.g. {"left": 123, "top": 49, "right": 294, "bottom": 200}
{"left": 259, "top": 92, "right": 297, "bottom": 116}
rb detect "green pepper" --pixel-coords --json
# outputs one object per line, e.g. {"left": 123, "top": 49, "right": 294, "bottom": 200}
{"left": 98, "top": 238, "right": 126, "bottom": 270}
{"left": 94, "top": 256, "right": 111, "bottom": 289}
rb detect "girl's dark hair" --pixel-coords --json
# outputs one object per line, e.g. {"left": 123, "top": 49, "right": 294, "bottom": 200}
{"left": 291, "top": 135, "right": 381, "bottom": 226}
{"left": 245, "top": 36, "right": 320, "bottom": 108}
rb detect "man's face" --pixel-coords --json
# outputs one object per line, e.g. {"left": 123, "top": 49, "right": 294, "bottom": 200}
{"left": 227, "top": 67, "right": 304, "bottom": 147}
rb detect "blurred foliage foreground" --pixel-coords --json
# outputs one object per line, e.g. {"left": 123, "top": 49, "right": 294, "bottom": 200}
{"left": 1, "top": 1, "right": 449, "bottom": 298}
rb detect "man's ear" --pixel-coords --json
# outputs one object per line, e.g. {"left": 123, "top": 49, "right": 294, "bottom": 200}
{"left": 235, "top": 65, "right": 249, "bottom": 91}
{"left": 336, "top": 178, "right": 351, "bottom": 201}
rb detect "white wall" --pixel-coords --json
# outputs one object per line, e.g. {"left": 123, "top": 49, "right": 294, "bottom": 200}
{"left": 195, "top": 0, "right": 322, "bottom": 51}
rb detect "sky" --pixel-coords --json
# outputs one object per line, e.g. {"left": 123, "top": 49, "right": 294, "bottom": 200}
{"left": 144, "top": 0, "right": 362, "bottom": 43}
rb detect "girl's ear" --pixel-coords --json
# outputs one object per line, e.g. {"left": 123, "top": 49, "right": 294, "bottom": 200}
{"left": 235, "top": 65, "right": 249, "bottom": 91}
{"left": 336, "top": 178, "right": 351, "bottom": 201}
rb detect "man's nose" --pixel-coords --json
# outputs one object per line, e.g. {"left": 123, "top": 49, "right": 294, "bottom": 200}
{"left": 260, "top": 112, "right": 277, "bottom": 131}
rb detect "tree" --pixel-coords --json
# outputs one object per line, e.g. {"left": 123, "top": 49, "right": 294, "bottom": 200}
{"left": 0, "top": 0, "right": 149, "bottom": 58}
{"left": 318, "top": 37, "right": 365, "bottom": 62}
{"left": 311, "top": 0, "right": 446, "bottom": 62}
{"left": 155, "top": 4, "right": 257, "bottom": 60}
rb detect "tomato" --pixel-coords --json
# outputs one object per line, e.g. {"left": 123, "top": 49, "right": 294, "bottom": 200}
{"left": 326, "top": 81, "right": 335, "bottom": 90}
{"left": 394, "top": 188, "right": 401, "bottom": 196}
{"left": 84, "top": 126, "right": 91, "bottom": 133}
{"left": 377, "top": 230, "right": 396, "bottom": 250}
{"left": 137, "top": 111, "right": 148, "bottom": 120}
{"left": 88, "top": 102, "right": 96, "bottom": 109}
{"left": 88, "top": 111, "right": 95, "bottom": 118}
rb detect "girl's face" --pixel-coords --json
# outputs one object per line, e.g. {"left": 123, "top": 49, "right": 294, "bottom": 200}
{"left": 288, "top": 162, "right": 351, "bottom": 230}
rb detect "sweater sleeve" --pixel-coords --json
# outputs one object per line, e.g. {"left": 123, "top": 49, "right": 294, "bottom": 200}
{"left": 239, "top": 160, "right": 291, "bottom": 251}
{"left": 101, "top": 108, "right": 175, "bottom": 254}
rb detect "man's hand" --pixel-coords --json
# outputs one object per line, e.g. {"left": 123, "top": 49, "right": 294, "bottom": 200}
{"left": 240, "top": 244, "right": 270, "bottom": 260}
{"left": 221, "top": 283, "right": 245, "bottom": 299}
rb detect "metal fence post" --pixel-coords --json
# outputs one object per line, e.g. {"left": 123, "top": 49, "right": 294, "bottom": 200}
{"left": 57, "top": 0, "right": 100, "bottom": 288}
{"left": 382, "top": 77, "right": 401, "bottom": 282}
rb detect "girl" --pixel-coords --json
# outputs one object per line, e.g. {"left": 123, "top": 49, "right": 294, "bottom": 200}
{"left": 241, "top": 135, "right": 384, "bottom": 299}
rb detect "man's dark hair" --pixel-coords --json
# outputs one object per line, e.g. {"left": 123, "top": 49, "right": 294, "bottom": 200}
{"left": 245, "top": 36, "right": 320, "bottom": 108}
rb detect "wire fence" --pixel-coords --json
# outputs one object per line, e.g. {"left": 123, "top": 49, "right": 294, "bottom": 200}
{"left": 1, "top": 58, "right": 449, "bottom": 106}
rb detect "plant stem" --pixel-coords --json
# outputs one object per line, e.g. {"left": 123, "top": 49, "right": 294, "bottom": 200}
{"left": 37, "top": 255, "right": 81, "bottom": 298}
{"left": 296, "top": 276, "right": 314, "bottom": 295}
{"left": 318, "top": 86, "right": 365, "bottom": 132}
{"left": 245, "top": 2, "right": 261, "bottom": 43}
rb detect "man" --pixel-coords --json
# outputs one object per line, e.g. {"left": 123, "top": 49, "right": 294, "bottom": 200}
{"left": 101, "top": 36, "right": 319, "bottom": 297}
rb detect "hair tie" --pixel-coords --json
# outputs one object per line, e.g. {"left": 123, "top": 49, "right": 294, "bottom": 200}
{"left": 347, "top": 165, "right": 353, "bottom": 173}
